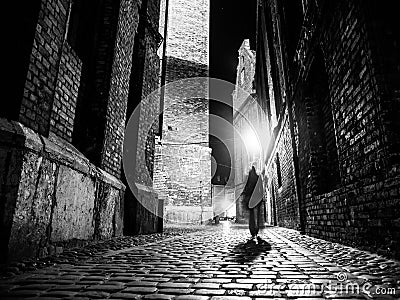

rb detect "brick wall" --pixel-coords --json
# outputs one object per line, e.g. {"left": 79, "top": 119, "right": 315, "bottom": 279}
{"left": 134, "top": 11, "right": 163, "bottom": 185}
{"left": 1, "top": 0, "right": 165, "bottom": 259}
{"left": 300, "top": 0, "right": 400, "bottom": 256}
{"left": 163, "top": 97, "right": 209, "bottom": 143}
{"left": 155, "top": 81, "right": 212, "bottom": 219}
{"left": 123, "top": 0, "right": 164, "bottom": 235}
{"left": 19, "top": 0, "right": 83, "bottom": 143}
{"left": 365, "top": 0, "right": 400, "bottom": 171}
{"left": 165, "top": 57, "right": 208, "bottom": 80}
{"left": 154, "top": 144, "right": 212, "bottom": 206}
{"left": 259, "top": 0, "right": 400, "bottom": 258}
{"left": 265, "top": 117, "right": 299, "bottom": 229}
{"left": 20, "top": 0, "right": 70, "bottom": 136}
{"left": 159, "top": 0, "right": 209, "bottom": 66}
{"left": 50, "top": 43, "right": 82, "bottom": 141}
{"left": 70, "top": 0, "right": 140, "bottom": 178}
{"left": 319, "top": 1, "right": 386, "bottom": 186}
{"left": 101, "top": 0, "right": 145, "bottom": 178}
{"left": 153, "top": 0, "right": 211, "bottom": 224}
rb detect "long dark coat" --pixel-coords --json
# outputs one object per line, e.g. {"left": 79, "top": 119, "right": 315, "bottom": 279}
{"left": 242, "top": 166, "right": 263, "bottom": 209}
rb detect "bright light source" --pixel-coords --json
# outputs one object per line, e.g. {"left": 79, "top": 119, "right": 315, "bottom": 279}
{"left": 243, "top": 127, "right": 261, "bottom": 154}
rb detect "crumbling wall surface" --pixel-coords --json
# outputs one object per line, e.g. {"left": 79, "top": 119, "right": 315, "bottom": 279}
{"left": 0, "top": 119, "right": 125, "bottom": 262}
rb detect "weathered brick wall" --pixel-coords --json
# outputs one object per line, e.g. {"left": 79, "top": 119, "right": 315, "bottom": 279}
{"left": 1, "top": 0, "right": 165, "bottom": 259}
{"left": 1, "top": 0, "right": 129, "bottom": 261}
{"left": 70, "top": 0, "right": 140, "bottom": 178}
{"left": 50, "top": 43, "right": 82, "bottom": 141}
{"left": 319, "top": 1, "right": 386, "bottom": 186}
{"left": 99, "top": 0, "right": 137, "bottom": 178}
{"left": 365, "top": 0, "right": 400, "bottom": 171}
{"left": 260, "top": 0, "right": 400, "bottom": 257}
{"left": 159, "top": 0, "right": 209, "bottom": 66}
{"left": 21, "top": 0, "right": 142, "bottom": 178}
{"left": 123, "top": 0, "right": 164, "bottom": 235}
{"left": 154, "top": 144, "right": 211, "bottom": 206}
{"left": 20, "top": 0, "right": 70, "bottom": 136}
{"left": 299, "top": 0, "right": 400, "bottom": 256}
{"left": 265, "top": 117, "right": 299, "bottom": 229}
{"left": 165, "top": 57, "right": 208, "bottom": 80}
{"left": 163, "top": 97, "right": 209, "bottom": 144}
{"left": 155, "top": 85, "right": 212, "bottom": 220}
{"left": 102, "top": 0, "right": 161, "bottom": 182}
{"left": 153, "top": 0, "right": 211, "bottom": 224}
{"left": 136, "top": 52, "right": 161, "bottom": 184}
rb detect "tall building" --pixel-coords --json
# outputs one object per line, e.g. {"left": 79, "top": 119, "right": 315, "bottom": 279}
{"left": 233, "top": 39, "right": 269, "bottom": 223}
{"left": 255, "top": 0, "right": 400, "bottom": 258}
{"left": 154, "top": 0, "right": 212, "bottom": 224}
{"left": 1, "top": 0, "right": 163, "bottom": 261}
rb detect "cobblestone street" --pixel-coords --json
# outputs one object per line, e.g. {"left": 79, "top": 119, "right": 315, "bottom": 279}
{"left": 0, "top": 223, "right": 399, "bottom": 300}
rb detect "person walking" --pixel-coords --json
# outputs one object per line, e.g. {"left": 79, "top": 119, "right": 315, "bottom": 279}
{"left": 242, "top": 164, "right": 264, "bottom": 243}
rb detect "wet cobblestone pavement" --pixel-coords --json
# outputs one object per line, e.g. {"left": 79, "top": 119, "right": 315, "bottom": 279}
{"left": 0, "top": 226, "right": 208, "bottom": 279}
{"left": 0, "top": 223, "right": 399, "bottom": 299}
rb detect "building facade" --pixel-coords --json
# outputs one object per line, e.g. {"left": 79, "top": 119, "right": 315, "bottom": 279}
{"left": 233, "top": 40, "right": 269, "bottom": 223}
{"left": 153, "top": 0, "right": 212, "bottom": 224}
{"left": 1, "top": 0, "right": 163, "bottom": 261}
{"left": 256, "top": 0, "right": 400, "bottom": 257}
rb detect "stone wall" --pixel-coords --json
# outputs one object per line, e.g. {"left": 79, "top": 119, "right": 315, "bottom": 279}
{"left": 0, "top": 120, "right": 124, "bottom": 261}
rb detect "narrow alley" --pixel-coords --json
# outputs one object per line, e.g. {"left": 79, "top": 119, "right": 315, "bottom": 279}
{"left": 1, "top": 223, "right": 399, "bottom": 299}
{"left": 1, "top": 0, "right": 399, "bottom": 299}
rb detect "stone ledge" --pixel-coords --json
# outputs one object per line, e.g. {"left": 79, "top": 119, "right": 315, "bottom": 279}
{"left": 0, "top": 118, "right": 125, "bottom": 190}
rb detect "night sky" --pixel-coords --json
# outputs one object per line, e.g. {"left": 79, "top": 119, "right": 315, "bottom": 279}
{"left": 209, "top": 0, "right": 257, "bottom": 185}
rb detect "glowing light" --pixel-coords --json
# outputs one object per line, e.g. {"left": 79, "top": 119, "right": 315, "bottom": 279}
{"left": 243, "top": 127, "right": 261, "bottom": 154}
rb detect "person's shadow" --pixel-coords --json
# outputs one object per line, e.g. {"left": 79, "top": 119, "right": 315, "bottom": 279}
{"left": 229, "top": 237, "right": 271, "bottom": 264}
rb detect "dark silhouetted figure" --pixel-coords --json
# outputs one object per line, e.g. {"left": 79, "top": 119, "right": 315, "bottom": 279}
{"left": 242, "top": 165, "right": 264, "bottom": 243}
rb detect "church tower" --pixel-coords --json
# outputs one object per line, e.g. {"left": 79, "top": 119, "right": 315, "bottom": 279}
{"left": 154, "top": 0, "right": 212, "bottom": 224}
